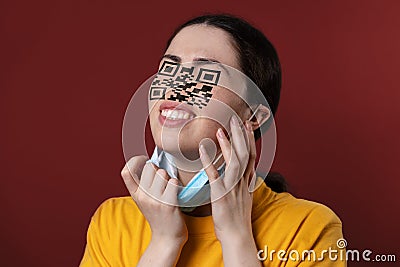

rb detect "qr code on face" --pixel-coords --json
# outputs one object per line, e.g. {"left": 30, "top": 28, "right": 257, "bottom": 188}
{"left": 150, "top": 61, "right": 220, "bottom": 108}
{"left": 167, "top": 82, "right": 213, "bottom": 109}
{"left": 150, "top": 62, "right": 195, "bottom": 99}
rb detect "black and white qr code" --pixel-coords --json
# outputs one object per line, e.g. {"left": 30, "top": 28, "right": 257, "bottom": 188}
{"left": 149, "top": 61, "right": 221, "bottom": 109}
{"left": 167, "top": 82, "right": 213, "bottom": 108}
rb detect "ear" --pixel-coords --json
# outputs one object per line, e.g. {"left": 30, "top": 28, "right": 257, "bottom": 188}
{"left": 248, "top": 105, "right": 271, "bottom": 131}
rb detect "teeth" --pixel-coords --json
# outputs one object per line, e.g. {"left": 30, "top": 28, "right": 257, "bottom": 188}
{"left": 161, "top": 109, "right": 194, "bottom": 120}
{"left": 169, "top": 112, "right": 178, "bottom": 120}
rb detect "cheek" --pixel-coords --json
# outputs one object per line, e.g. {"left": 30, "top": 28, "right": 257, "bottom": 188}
{"left": 180, "top": 118, "right": 221, "bottom": 144}
{"left": 212, "top": 90, "right": 244, "bottom": 112}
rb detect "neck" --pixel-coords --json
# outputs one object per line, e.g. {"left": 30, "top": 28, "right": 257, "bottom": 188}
{"left": 176, "top": 152, "right": 225, "bottom": 217}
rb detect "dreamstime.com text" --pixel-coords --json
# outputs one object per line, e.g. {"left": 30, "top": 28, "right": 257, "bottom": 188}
{"left": 257, "top": 238, "right": 396, "bottom": 263}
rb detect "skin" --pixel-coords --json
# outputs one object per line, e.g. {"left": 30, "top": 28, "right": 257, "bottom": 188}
{"left": 149, "top": 26, "right": 250, "bottom": 163}
{"left": 121, "top": 25, "right": 264, "bottom": 267}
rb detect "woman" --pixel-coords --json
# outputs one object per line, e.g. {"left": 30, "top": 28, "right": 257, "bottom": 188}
{"left": 80, "top": 14, "right": 345, "bottom": 266}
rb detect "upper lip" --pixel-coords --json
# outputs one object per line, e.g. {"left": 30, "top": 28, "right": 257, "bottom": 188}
{"left": 159, "top": 101, "right": 196, "bottom": 116}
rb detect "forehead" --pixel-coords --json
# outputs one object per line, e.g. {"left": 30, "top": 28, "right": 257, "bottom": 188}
{"left": 166, "top": 25, "right": 240, "bottom": 70}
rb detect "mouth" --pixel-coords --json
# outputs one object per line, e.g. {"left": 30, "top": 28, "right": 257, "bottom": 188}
{"left": 158, "top": 101, "right": 196, "bottom": 127}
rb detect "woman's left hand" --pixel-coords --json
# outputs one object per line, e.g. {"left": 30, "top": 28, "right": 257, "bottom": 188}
{"left": 199, "top": 116, "right": 257, "bottom": 243}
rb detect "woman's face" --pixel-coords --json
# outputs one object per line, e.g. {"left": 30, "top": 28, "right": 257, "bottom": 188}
{"left": 149, "top": 25, "right": 251, "bottom": 160}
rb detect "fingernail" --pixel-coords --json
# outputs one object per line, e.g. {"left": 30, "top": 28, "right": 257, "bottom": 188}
{"left": 231, "top": 116, "right": 239, "bottom": 126}
{"left": 217, "top": 128, "right": 225, "bottom": 139}
{"left": 169, "top": 178, "right": 178, "bottom": 185}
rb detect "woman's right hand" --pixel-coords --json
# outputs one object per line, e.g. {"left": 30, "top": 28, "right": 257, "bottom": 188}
{"left": 121, "top": 156, "right": 188, "bottom": 244}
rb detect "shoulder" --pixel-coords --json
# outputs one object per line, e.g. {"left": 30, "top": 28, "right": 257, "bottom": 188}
{"left": 280, "top": 194, "right": 342, "bottom": 225}
{"left": 252, "top": 182, "right": 344, "bottom": 250}
{"left": 253, "top": 192, "right": 346, "bottom": 266}
{"left": 82, "top": 197, "right": 151, "bottom": 265}
{"left": 252, "top": 182, "right": 342, "bottom": 241}
{"left": 253, "top": 179, "right": 342, "bottom": 227}
{"left": 93, "top": 196, "right": 136, "bottom": 213}
{"left": 90, "top": 196, "right": 146, "bottom": 227}
{"left": 92, "top": 196, "right": 135, "bottom": 215}
{"left": 87, "top": 196, "right": 150, "bottom": 243}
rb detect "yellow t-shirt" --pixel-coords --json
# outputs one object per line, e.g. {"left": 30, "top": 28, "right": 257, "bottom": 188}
{"left": 80, "top": 179, "right": 346, "bottom": 266}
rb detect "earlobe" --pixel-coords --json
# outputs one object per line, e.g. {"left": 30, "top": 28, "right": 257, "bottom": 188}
{"left": 249, "top": 105, "right": 271, "bottom": 131}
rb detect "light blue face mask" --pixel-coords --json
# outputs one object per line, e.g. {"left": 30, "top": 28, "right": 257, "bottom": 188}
{"left": 147, "top": 147, "right": 225, "bottom": 212}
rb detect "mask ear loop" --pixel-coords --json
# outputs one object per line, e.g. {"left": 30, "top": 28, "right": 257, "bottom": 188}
{"left": 248, "top": 104, "right": 262, "bottom": 122}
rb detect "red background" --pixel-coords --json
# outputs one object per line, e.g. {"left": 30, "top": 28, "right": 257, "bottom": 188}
{"left": 1, "top": 1, "right": 399, "bottom": 266}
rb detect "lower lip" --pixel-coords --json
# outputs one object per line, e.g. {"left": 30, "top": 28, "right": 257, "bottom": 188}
{"left": 158, "top": 112, "right": 194, "bottom": 128}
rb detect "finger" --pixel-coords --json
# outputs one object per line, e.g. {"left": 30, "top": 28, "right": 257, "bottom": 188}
{"left": 121, "top": 165, "right": 139, "bottom": 196}
{"left": 140, "top": 162, "right": 158, "bottom": 189}
{"left": 126, "top": 155, "right": 148, "bottom": 184}
{"left": 230, "top": 116, "right": 249, "bottom": 174}
{"left": 216, "top": 128, "right": 233, "bottom": 168}
{"left": 121, "top": 156, "right": 148, "bottom": 195}
{"left": 163, "top": 178, "right": 180, "bottom": 205}
{"left": 244, "top": 120, "right": 257, "bottom": 185}
{"left": 216, "top": 128, "right": 240, "bottom": 189}
{"left": 216, "top": 127, "right": 240, "bottom": 187}
{"left": 199, "top": 144, "right": 224, "bottom": 191}
{"left": 151, "top": 169, "right": 170, "bottom": 195}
